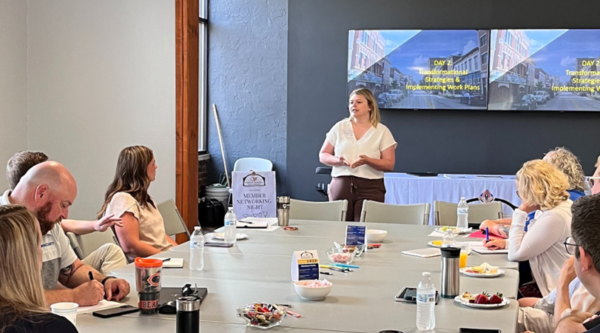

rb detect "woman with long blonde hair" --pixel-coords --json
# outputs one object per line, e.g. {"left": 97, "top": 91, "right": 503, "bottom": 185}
{"left": 484, "top": 160, "right": 572, "bottom": 296}
{"left": 0, "top": 205, "right": 77, "bottom": 333}
{"left": 98, "top": 146, "right": 177, "bottom": 259}
{"left": 319, "top": 88, "right": 397, "bottom": 221}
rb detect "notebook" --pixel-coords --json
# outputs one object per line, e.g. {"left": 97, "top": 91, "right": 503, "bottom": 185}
{"left": 401, "top": 248, "right": 441, "bottom": 258}
{"left": 470, "top": 242, "right": 509, "bottom": 254}
{"left": 161, "top": 258, "right": 184, "bottom": 268}
{"left": 237, "top": 217, "right": 278, "bottom": 228}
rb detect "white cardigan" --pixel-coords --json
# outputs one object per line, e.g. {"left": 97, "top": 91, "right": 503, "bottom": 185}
{"left": 508, "top": 200, "right": 572, "bottom": 296}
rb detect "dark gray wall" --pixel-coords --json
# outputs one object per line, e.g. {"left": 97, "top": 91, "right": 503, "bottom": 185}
{"left": 207, "top": 0, "right": 287, "bottom": 193}
{"left": 288, "top": 0, "right": 600, "bottom": 201}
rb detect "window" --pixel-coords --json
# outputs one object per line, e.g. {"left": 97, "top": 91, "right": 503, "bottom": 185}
{"left": 482, "top": 52, "right": 488, "bottom": 65}
{"left": 474, "top": 55, "right": 479, "bottom": 70}
{"left": 198, "top": 0, "right": 208, "bottom": 152}
{"left": 480, "top": 34, "right": 487, "bottom": 47}
{"left": 468, "top": 59, "right": 472, "bottom": 72}
{"left": 505, "top": 32, "right": 513, "bottom": 47}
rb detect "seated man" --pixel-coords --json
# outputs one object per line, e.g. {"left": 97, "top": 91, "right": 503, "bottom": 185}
{"left": 556, "top": 194, "right": 600, "bottom": 333}
{"left": 0, "top": 161, "right": 130, "bottom": 306}
{"left": 6, "top": 151, "right": 127, "bottom": 274}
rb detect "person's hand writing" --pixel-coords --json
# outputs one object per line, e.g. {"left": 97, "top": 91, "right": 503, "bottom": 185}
{"left": 73, "top": 280, "right": 105, "bottom": 306}
{"left": 104, "top": 278, "right": 131, "bottom": 301}
{"left": 483, "top": 239, "right": 506, "bottom": 250}
{"left": 95, "top": 214, "right": 123, "bottom": 232}
{"left": 350, "top": 155, "right": 370, "bottom": 169}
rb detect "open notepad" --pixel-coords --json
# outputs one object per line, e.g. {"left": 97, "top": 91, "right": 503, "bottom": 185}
{"left": 401, "top": 248, "right": 441, "bottom": 258}
{"left": 237, "top": 217, "right": 278, "bottom": 229}
{"left": 162, "top": 258, "right": 185, "bottom": 268}
{"left": 469, "top": 242, "right": 509, "bottom": 254}
{"left": 77, "top": 300, "right": 123, "bottom": 314}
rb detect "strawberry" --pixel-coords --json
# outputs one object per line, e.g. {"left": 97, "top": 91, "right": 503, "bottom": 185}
{"left": 474, "top": 293, "right": 489, "bottom": 304}
{"left": 489, "top": 293, "right": 503, "bottom": 304}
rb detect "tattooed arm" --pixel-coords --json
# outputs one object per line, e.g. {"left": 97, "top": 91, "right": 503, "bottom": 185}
{"left": 44, "top": 259, "right": 107, "bottom": 306}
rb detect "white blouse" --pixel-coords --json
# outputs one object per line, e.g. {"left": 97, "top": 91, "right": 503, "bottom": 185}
{"left": 508, "top": 200, "right": 572, "bottom": 296}
{"left": 326, "top": 118, "right": 397, "bottom": 179}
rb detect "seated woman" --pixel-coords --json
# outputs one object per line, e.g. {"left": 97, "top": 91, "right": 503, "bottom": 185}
{"left": 481, "top": 147, "right": 586, "bottom": 238}
{"left": 484, "top": 159, "right": 572, "bottom": 296}
{"left": 98, "top": 146, "right": 177, "bottom": 259}
{"left": 0, "top": 205, "right": 78, "bottom": 333}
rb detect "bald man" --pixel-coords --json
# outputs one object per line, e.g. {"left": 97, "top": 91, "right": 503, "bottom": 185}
{"left": 0, "top": 161, "right": 131, "bottom": 306}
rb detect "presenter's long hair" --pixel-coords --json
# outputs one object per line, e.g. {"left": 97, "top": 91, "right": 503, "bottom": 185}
{"left": 0, "top": 205, "right": 46, "bottom": 332}
{"left": 98, "top": 145, "right": 155, "bottom": 218}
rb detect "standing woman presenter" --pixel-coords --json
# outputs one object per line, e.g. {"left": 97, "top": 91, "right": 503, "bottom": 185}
{"left": 319, "top": 88, "right": 397, "bottom": 221}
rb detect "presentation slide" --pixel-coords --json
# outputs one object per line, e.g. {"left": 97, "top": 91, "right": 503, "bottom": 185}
{"left": 488, "top": 29, "right": 600, "bottom": 111}
{"left": 348, "top": 30, "right": 489, "bottom": 110}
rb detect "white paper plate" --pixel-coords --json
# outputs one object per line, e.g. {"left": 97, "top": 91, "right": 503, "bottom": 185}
{"left": 454, "top": 295, "right": 510, "bottom": 308}
{"left": 211, "top": 233, "right": 247, "bottom": 240}
{"left": 435, "top": 227, "right": 472, "bottom": 234}
{"left": 460, "top": 267, "right": 504, "bottom": 278}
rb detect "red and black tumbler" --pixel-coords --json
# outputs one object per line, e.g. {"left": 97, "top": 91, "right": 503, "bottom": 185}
{"left": 135, "top": 258, "right": 163, "bottom": 314}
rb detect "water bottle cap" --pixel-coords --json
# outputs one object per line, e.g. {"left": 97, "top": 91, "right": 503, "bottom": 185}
{"left": 194, "top": 226, "right": 201, "bottom": 230}
{"left": 422, "top": 272, "right": 430, "bottom": 277}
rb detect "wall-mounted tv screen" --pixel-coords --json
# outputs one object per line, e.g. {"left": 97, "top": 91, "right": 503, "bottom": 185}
{"left": 348, "top": 30, "right": 489, "bottom": 110}
{"left": 489, "top": 29, "right": 600, "bottom": 111}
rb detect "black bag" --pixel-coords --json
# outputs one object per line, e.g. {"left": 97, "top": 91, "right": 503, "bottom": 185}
{"left": 198, "top": 198, "right": 226, "bottom": 228}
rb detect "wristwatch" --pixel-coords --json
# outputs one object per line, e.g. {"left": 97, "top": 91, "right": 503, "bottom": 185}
{"left": 101, "top": 276, "right": 116, "bottom": 286}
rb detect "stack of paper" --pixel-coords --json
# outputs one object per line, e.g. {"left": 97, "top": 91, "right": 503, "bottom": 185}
{"left": 401, "top": 248, "right": 441, "bottom": 258}
{"left": 77, "top": 300, "right": 123, "bottom": 314}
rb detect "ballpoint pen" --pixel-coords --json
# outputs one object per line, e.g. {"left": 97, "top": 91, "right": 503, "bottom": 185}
{"left": 485, "top": 227, "right": 490, "bottom": 243}
{"left": 332, "top": 263, "right": 359, "bottom": 269}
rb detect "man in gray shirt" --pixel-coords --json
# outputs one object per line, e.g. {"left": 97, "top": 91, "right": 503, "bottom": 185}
{"left": 0, "top": 161, "right": 130, "bottom": 306}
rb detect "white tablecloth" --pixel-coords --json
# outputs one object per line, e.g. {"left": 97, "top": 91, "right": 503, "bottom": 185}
{"left": 384, "top": 173, "right": 521, "bottom": 225}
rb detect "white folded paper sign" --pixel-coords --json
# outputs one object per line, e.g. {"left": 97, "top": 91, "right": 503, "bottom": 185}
{"left": 162, "top": 258, "right": 184, "bottom": 268}
{"left": 401, "top": 248, "right": 442, "bottom": 258}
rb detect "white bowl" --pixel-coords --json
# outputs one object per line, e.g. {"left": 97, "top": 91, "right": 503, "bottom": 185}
{"left": 366, "top": 229, "right": 387, "bottom": 243}
{"left": 293, "top": 280, "right": 332, "bottom": 301}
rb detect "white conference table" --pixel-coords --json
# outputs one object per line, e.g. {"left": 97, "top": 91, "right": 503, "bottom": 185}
{"left": 77, "top": 220, "right": 520, "bottom": 333}
{"left": 384, "top": 173, "right": 521, "bottom": 224}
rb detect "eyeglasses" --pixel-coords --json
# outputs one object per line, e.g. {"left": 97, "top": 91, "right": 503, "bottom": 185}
{"left": 564, "top": 236, "right": 578, "bottom": 255}
{"left": 588, "top": 177, "right": 600, "bottom": 187}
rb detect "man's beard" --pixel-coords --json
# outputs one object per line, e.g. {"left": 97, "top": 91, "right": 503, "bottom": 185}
{"left": 36, "top": 202, "right": 61, "bottom": 235}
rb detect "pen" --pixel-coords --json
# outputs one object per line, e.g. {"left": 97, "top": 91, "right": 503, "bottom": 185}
{"left": 329, "top": 267, "right": 349, "bottom": 273}
{"left": 319, "top": 265, "right": 332, "bottom": 269}
{"left": 332, "top": 263, "right": 359, "bottom": 269}
{"left": 485, "top": 227, "right": 490, "bottom": 243}
{"left": 88, "top": 271, "right": 94, "bottom": 281}
{"left": 320, "top": 271, "right": 333, "bottom": 275}
{"left": 162, "top": 258, "right": 171, "bottom": 262}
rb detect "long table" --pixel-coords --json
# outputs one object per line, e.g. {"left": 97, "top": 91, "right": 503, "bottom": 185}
{"left": 77, "top": 220, "right": 520, "bottom": 333}
{"left": 384, "top": 173, "right": 521, "bottom": 224}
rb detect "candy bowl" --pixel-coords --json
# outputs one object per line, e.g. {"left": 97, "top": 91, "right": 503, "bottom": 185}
{"left": 326, "top": 247, "right": 357, "bottom": 264}
{"left": 294, "top": 280, "right": 333, "bottom": 301}
{"left": 237, "top": 303, "right": 286, "bottom": 329}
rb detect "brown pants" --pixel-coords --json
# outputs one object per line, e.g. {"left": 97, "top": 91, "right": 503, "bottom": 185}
{"left": 328, "top": 176, "right": 386, "bottom": 221}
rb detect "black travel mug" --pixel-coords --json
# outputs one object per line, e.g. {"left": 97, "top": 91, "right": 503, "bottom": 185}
{"left": 176, "top": 296, "right": 200, "bottom": 333}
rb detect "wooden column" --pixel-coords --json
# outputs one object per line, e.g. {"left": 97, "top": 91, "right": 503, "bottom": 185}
{"left": 175, "top": 0, "right": 199, "bottom": 243}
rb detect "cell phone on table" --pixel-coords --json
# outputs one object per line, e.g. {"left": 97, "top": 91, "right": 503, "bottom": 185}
{"left": 394, "top": 287, "right": 439, "bottom": 304}
{"left": 459, "top": 328, "right": 501, "bottom": 333}
{"left": 92, "top": 305, "right": 139, "bottom": 318}
{"left": 204, "top": 242, "right": 234, "bottom": 248}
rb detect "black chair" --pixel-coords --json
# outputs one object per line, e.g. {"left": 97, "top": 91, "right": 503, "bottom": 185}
{"left": 315, "top": 167, "right": 332, "bottom": 197}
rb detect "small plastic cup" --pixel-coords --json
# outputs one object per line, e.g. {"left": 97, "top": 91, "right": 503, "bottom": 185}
{"left": 50, "top": 302, "right": 78, "bottom": 325}
{"left": 458, "top": 243, "right": 470, "bottom": 268}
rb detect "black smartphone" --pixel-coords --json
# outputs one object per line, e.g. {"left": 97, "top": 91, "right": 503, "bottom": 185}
{"left": 92, "top": 305, "right": 139, "bottom": 318}
{"left": 394, "top": 287, "right": 439, "bottom": 304}
{"left": 204, "top": 242, "right": 234, "bottom": 248}
{"left": 459, "top": 329, "right": 501, "bottom": 333}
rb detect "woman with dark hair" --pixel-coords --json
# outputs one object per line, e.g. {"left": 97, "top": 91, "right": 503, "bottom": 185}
{"left": 0, "top": 205, "right": 78, "bottom": 333}
{"left": 98, "top": 146, "right": 177, "bottom": 259}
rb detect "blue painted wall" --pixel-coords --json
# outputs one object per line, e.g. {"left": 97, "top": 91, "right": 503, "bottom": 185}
{"left": 207, "top": 0, "right": 288, "bottom": 193}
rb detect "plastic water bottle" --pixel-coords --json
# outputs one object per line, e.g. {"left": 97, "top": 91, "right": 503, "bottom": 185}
{"left": 189, "top": 226, "right": 205, "bottom": 271}
{"left": 456, "top": 197, "right": 469, "bottom": 230}
{"left": 416, "top": 272, "right": 436, "bottom": 330}
{"left": 224, "top": 207, "right": 237, "bottom": 244}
